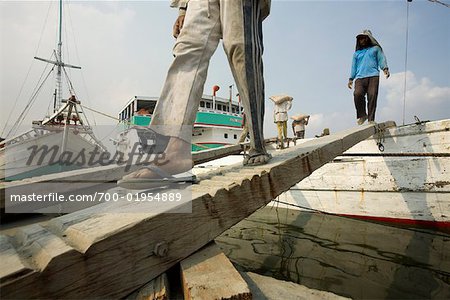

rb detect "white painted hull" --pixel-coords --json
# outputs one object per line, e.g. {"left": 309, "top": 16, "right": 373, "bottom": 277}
{"left": 0, "top": 129, "right": 103, "bottom": 180}
{"left": 272, "top": 119, "right": 450, "bottom": 229}
{"left": 193, "top": 126, "right": 243, "bottom": 147}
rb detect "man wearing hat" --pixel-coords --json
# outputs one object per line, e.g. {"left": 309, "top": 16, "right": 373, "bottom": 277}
{"left": 348, "top": 29, "right": 390, "bottom": 125}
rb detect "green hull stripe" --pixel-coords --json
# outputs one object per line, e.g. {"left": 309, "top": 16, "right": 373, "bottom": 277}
{"left": 128, "top": 112, "right": 242, "bottom": 128}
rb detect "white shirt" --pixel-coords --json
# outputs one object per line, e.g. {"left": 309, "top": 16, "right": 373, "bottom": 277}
{"left": 273, "top": 100, "right": 292, "bottom": 122}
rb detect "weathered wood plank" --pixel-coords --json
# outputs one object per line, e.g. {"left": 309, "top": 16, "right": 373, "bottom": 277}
{"left": 0, "top": 122, "right": 394, "bottom": 299}
{"left": 192, "top": 138, "right": 277, "bottom": 165}
{"left": 0, "top": 235, "right": 33, "bottom": 282}
{"left": 180, "top": 242, "right": 250, "bottom": 300}
{"left": 242, "top": 272, "right": 348, "bottom": 300}
{"left": 0, "top": 139, "right": 277, "bottom": 211}
{"left": 126, "top": 273, "right": 170, "bottom": 300}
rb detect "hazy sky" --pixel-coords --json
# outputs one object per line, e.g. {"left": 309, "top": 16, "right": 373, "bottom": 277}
{"left": 1, "top": 0, "right": 449, "bottom": 140}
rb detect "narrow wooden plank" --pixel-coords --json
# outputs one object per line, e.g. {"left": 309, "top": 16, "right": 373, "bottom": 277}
{"left": 126, "top": 273, "right": 170, "bottom": 300}
{"left": 192, "top": 137, "right": 277, "bottom": 165}
{"left": 180, "top": 242, "right": 251, "bottom": 300}
{"left": 0, "top": 139, "right": 276, "bottom": 210}
{"left": 243, "top": 272, "right": 348, "bottom": 300}
{"left": 0, "top": 122, "right": 393, "bottom": 299}
{"left": 0, "top": 235, "right": 33, "bottom": 282}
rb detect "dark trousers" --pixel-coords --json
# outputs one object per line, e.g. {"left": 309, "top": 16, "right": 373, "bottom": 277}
{"left": 295, "top": 131, "right": 305, "bottom": 139}
{"left": 354, "top": 76, "right": 379, "bottom": 122}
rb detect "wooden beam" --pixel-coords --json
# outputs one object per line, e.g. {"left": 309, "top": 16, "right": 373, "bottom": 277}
{"left": 243, "top": 272, "right": 348, "bottom": 300}
{"left": 0, "top": 138, "right": 278, "bottom": 210}
{"left": 126, "top": 273, "right": 170, "bottom": 300}
{"left": 180, "top": 242, "right": 250, "bottom": 300}
{"left": 0, "top": 122, "right": 395, "bottom": 299}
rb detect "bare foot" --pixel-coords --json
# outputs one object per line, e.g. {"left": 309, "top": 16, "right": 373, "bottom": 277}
{"left": 122, "top": 137, "right": 192, "bottom": 181}
{"left": 243, "top": 149, "right": 272, "bottom": 166}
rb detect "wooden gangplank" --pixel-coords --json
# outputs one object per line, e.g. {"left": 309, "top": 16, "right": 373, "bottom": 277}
{"left": 0, "top": 122, "right": 395, "bottom": 299}
{"left": 0, "top": 138, "right": 277, "bottom": 211}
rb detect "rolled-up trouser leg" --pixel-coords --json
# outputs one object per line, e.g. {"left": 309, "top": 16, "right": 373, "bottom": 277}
{"left": 276, "top": 122, "right": 283, "bottom": 141}
{"left": 354, "top": 77, "right": 369, "bottom": 119}
{"left": 150, "top": 0, "right": 222, "bottom": 139}
{"left": 221, "top": 0, "right": 267, "bottom": 154}
{"left": 367, "top": 76, "right": 379, "bottom": 122}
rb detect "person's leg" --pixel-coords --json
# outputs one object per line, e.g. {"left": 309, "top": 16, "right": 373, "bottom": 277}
{"left": 367, "top": 76, "right": 380, "bottom": 122}
{"left": 152, "top": 0, "right": 221, "bottom": 130}
{"left": 354, "top": 77, "right": 369, "bottom": 123}
{"left": 299, "top": 131, "right": 305, "bottom": 139}
{"left": 121, "top": 0, "right": 222, "bottom": 183}
{"left": 276, "top": 122, "right": 283, "bottom": 143}
{"left": 238, "top": 124, "right": 249, "bottom": 143}
{"left": 221, "top": 0, "right": 270, "bottom": 165}
{"left": 282, "top": 121, "right": 287, "bottom": 139}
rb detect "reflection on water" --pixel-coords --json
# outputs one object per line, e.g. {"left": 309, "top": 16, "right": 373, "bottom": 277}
{"left": 216, "top": 206, "right": 450, "bottom": 299}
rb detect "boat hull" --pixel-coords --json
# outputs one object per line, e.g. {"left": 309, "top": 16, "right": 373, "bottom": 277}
{"left": 0, "top": 128, "right": 104, "bottom": 181}
{"left": 273, "top": 119, "right": 450, "bottom": 230}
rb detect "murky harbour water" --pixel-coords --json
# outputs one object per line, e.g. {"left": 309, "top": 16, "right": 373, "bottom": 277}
{"left": 216, "top": 206, "right": 450, "bottom": 299}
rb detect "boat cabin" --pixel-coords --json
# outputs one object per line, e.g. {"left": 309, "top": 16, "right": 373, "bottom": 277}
{"left": 118, "top": 96, "right": 158, "bottom": 127}
{"left": 118, "top": 95, "right": 243, "bottom": 128}
{"left": 198, "top": 95, "right": 243, "bottom": 116}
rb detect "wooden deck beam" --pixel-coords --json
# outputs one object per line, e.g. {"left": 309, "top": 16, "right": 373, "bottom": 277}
{"left": 180, "top": 242, "right": 251, "bottom": 300}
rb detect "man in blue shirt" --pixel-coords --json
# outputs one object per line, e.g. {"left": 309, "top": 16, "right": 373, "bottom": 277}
{"left": 348, "top": 30, "right": 390, "bottom": 125}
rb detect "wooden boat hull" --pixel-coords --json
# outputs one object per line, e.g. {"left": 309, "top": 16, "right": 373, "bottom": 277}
{"left": 273, "top": 119, "right": 450, "bottom": 230}
{"left": 0, "top": 128, "right": 104, "bottom": 181}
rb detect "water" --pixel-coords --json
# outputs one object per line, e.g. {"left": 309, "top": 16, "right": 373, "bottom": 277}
{"left": 216, "top": 206, "right": 450, "bottom": 299}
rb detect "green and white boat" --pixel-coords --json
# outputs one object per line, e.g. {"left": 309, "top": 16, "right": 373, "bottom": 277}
{"left": 117, "top": 91, "right": 244, "bottom": 152}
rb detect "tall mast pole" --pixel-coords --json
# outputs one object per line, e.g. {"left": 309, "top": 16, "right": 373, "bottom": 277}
{"left": 55, "top": 0, "right": 63, "bottom": 111}
{"left": 34, "top": 0, "right": 81, "bottom": 112}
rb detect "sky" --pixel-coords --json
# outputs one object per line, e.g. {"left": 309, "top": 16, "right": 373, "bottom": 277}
{"left": 1, "top": 0, "right": 449, "bottom": 141}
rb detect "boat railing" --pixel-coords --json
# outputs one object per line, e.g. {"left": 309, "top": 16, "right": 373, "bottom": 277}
{"left": 197, "top": 107, "right": 242, "bottom": 117}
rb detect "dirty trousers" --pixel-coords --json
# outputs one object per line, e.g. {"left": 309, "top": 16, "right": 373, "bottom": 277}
{"left": 276, "top": 121, "right": 287, "bottom": 141}
{"left": 151, "top": 0, "right": 266, "bottom": 153}
{"left": 353, "top": 76, "right": 379, "bottom": 122}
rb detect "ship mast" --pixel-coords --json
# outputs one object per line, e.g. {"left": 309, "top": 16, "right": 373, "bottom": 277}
{"left": 34, "top": 0, "right": 81, "bottom": 112}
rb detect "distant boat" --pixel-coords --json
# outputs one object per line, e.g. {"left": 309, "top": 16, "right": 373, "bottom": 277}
{"left": 0, "top": 0, "right": 106, "bottom": 181}
{"left": 274, "top": 119, "right": 450, "bottom": 231}
{"left": 115, "top": 90, "right": 244, "bottom": 156}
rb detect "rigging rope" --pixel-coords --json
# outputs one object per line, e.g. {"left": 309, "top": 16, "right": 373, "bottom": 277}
{"left": 1, "top": 63, "right": 34, "bottom": 138}
{"left": 66, "top": 1, "right": 98, "bottom": 128}
{"left": 1, "top": 2, "right": 54, "bottom": 138}
{"left": 6, "top": 66, "right": 55, "bottom": 138}
{"left": 428, "top": 0, "right": 450, "bottom": 8}
{"left": 79, "top": 104, "right": 120, "bottom": 121}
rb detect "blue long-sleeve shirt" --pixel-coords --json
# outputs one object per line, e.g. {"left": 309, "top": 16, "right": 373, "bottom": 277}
{"left": 350, "top": 46, "right": 388, "bottom": 80}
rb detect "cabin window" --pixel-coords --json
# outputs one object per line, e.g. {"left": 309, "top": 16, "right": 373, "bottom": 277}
{"left": 224, "top": 133, "right": 228, "bottom": 139}
{"left": 217, "top": 104, "right": 222, "bottom": 111}
{"left": 200, "top": 101, "right": 205, "bottom": 108}
{"left": 234, "top": 134, "right": 237, "bottom": 139}
{"left": 232, "top": 107, "right": 236, "bottom": 113}
{"left": 205, "top": 102, "right": 211, "bottom": 108}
